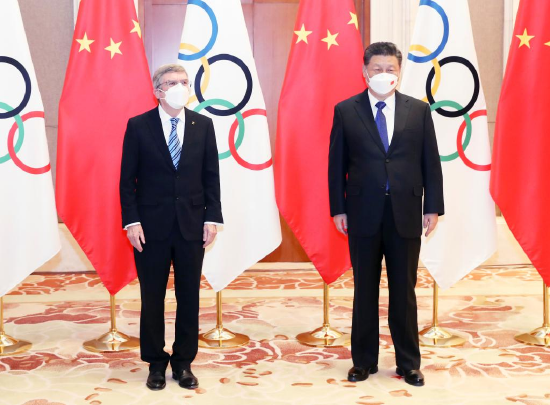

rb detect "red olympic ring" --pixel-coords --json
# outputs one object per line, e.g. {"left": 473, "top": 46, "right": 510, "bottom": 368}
{"left": 8, "top": 111, "right": 51, "bottom": 175}
{"left": 228, "top": 108, "right": 272, "bottom": 171}
{"left": 456, "top": 109, "right": 491, "bottom": 172}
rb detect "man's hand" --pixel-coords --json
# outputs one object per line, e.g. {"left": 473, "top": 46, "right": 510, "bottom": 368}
{"left": 333, "top": 214, "right": 348, "bottom": 235}
{"left": 203, "top": 224, "right": 217, "bottom": 248}
{"left": 423, "top": 213, "right": 438, "bottom": 237}
{"left": 127, "top": 224, "right": 145, "bottom": 252}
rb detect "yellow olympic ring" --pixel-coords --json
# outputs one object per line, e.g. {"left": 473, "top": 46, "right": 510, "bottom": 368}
{"left": 179, "top": 42, "right": 211, "bottom": 105}
{"left": 408, "top": 44, "right": 441, "bottom": 102}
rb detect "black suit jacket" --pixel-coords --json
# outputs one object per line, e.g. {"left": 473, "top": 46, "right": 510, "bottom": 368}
{"left": 328, "top": 90, "right": 444, "bottom": 238}
{"left": 120, "top": 107, "right": 223, "bottom": 241}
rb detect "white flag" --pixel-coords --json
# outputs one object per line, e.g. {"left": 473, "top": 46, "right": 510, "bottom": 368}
{"left": 0, "top": 0, "right": 60, "bottom": 297}
{"left": 400, "top": 0, "right": 496, "bottom": 289}
{"left": 179, "top": 0, "right": 281, "bottom": 291}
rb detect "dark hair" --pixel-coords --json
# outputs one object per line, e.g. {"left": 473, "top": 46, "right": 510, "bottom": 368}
{"left": 363, "top": 42, "right": 403, "bottom": 67}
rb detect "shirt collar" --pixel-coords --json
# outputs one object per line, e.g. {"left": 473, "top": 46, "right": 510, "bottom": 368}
{"left": 158, "top": 104, "right": 186, "bottom": 124}
{"left": 367, "top": 90, "right": 396, "bottom": 112}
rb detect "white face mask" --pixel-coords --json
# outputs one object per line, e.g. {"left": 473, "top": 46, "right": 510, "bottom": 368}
{"left": 159, "top": 83, "right": 189, "bottom": 110}
{"left": 366, "top": 71, "right": 399, "bottom": 96}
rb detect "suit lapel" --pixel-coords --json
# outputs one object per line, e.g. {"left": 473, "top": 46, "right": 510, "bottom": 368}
{"left": 146, "top": 107, "right": 177, "bottom": 171}
{"left": 177, "top": 108, "right": 195, "bottom": 173}
{"left": 387, "top": 91, "right": 411, "bottom": 156}
{"left": 354, "top": 90, "right": 386, "bottom": 155}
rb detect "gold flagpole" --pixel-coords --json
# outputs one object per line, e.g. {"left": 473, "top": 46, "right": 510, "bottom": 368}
{"left": 0, "top": 296, "right": 32, "bottom": 356}
{"left": 83, "top": 294, "right": 139, "bottom": 352}
{"left": 199, "top": 290, "right": 249, "bottom": 348}
{"left": 297, "top": 282, "right": 350, "bottom": 347}
{"left": 515, "top": 282, "right": 550, "bottom": 346}
{"left": 419, "top": 278, "right": 466, "bottom": 347}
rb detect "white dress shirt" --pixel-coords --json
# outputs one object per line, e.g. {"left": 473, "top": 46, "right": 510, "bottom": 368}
{"left": 367, "top": 91, "right": 396, "bottom": 144}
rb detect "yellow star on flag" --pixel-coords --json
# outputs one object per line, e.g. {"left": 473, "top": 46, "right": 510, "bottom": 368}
{"left": 516, "top": 28, "right": 535, "bottom": 48}
{"left": 76, "top": 32, "right": 94, "bottom": 53}
{"left": 105, "top": 38, "right": 122, "bottom": 59}
{"left": 321, "top": 30, "right": 339, "bottom": 50}
{"left": 130, "top": 20, "right": 142, "bottom": 38}
{"left": 294, "top": 24, "right": 313, "bottom": 44}
{"left": 545, "top": 40, "right": 550, "bottom": 46}
{"left": 348, "top": 12, "right": 358, "bottom": 30}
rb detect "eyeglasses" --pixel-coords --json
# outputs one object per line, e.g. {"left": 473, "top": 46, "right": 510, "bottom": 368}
{"left": 158, "top": 79, "right": 192, "bottom": 88}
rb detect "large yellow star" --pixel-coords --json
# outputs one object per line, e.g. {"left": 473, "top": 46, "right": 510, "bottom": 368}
{"left": 348, "top": 12, "right": 358, "bottom": 30}
{"left": 294, "top": 24, "right": 313, "bottom": 44}
{"left": 76, "top": 32, "right": 94, "bottom": 53}
{"left": 516, "top": 28, "right": 535, "bottom": 48}
{"left": 130, "top": 20, "right": 142, "bottom": 38}
{"left": 105, "top": 38, "right": 122, "bottom": 59}
{"left": 321, "top": 30, "right": 339, "bottom": 50}
{"left": 545, "top": 40, "right": 550, "bottom": 47}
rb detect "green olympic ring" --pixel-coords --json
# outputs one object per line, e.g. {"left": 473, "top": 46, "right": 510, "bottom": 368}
{"left": 194, "top": 98, "right": 245, "bottom": 160}
{"left": 430, "top": 100, "right": 471, "bottom": 162}
{"left": 0, "top": 101, "right": 25, "bottom": 164}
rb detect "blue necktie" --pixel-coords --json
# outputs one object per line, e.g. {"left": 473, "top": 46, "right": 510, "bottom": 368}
{"left": 168, "top": 117, "right": 181, "bottom": 168}
{"left": 375, "top": 101, "right": 390, "bottom": 191}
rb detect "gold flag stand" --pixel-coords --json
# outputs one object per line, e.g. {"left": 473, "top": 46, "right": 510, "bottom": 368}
{"left": 515, "top": 282, "right": 550, "bottom": 346}
{"left": 419, "top": 280, "right": 466, "bottom": 347}
{"left": 199, "top": 291, "right": 249, "bottom": 349}
{"left": 83, "top": 294, "right": 139, "bottom": 352}
{"left": 0, "top": 297, "right": 32, "bottom": 356}
{"left": 297, "top": 283, "right": 350, "bottom": 347}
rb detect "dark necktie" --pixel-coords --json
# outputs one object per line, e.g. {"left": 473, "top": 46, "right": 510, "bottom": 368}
{"left": 375, "top": 101, "right": 390, "bottom": 191}
{"left": 168, "top": 117, "right": 181, "bottom": 168}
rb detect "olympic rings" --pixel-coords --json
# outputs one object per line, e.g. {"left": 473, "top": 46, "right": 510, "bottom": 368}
{"left": 228, "top": 109, "right": 272, "bottom": 171}
{"left": 0, "top": 102, "right": 25, "bottom": 164}
{"left": 179, "top": 43, "right": 211, "bottom": 104}
{"left": 408, "top": 44, "right": 441, "bottom": 102}
{"left": 0, "top": 56, "right": 31, "bottom": 119}
{"left": 194, "top": 54, "right": 253, "bottom": 116}
{"left": 456, "top": 110, "right": 491, "bottom": 171}
{"left": 430, "top": 100, "right": 472, "bottom": 162}
{"left": 7, "top": 111, "right": 50, "bottom": 174}
{"left": 178, "top": 0, "right": 218, "bottom": 61}
{"left": 426, "top": 56, "right": 480, "bottom": 118}
{"left": 193, "top": 98, "right": 245, "bottom": 160}
{"left": 407, "top": 0, "right": 449, "bottom": 64}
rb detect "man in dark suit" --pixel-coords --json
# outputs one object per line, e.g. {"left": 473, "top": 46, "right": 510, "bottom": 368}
{"left": 120, "top": 64, "right": 222, "bottom": 391}
{"left": 328, "top": 42, "right": 444, "bottom": 387}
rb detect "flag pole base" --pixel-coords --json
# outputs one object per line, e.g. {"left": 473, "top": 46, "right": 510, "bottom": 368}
{"left": 0, "top": 332, "right": 32, "bottom": 356}
{"left": 514, "top": 326, "right": 550, "bottom": 347}
{"left": 419, "top": 325, "right": 466, "bottom": 347}
{"left": 296, "top": 324, "right": 351, "bottom": 347}
{"left": 83, "top": 329, "right": 140, "bottom": 353}
{"left": 198, "top": 326, "right": 249, "bottom": 349}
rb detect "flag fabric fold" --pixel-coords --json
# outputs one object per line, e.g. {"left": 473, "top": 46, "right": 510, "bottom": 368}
{"left": 401, "top": 0, "right": 496, "bottom": 289}
{"left": 274, "top": 0, "right": 365, "bottom": 284}
{"left": 179, "top": 0, "right": 281, "bottom": 292}
{"left": 57, "top": 0, "right": 157, "bottom": 295}
{"left": 491, "top": 1, "right": 550, "bottom": 285}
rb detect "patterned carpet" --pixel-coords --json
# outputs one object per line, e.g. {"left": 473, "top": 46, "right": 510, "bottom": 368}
{"left": 1, "top": 265, "right": 550, "bottom": 405}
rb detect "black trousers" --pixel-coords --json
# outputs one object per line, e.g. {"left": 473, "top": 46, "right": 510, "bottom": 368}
{"left": 348, "top": 195, "right": 421, "bottom": 371}
{"left": 134, "top": 222, "right": 204, "bottom": 372}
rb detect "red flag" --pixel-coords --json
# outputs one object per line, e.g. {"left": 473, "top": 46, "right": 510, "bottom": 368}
{"left": 57, "top": 0, "right": 157, "bottom": 295}
{"left": 274, "top": 0, "right": 365, "bottom": 284}
{"left": 491, "top": 2, "right": 550, "bottom": 285}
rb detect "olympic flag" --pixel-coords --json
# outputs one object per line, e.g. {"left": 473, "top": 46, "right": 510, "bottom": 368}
{"left": 0, "top": 0, "right": 60, "bottom": 297}
{"left": 179, "top": 0, "right": 281, "bottom": 291}
{"left": 400, "top": 0, "right": 496, "bottom": 289}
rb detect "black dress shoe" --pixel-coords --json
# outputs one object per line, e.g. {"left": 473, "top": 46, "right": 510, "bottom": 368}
{"left": 396, "top": 367, "right": 425, "bottom": 387}
{"left": 173, "top": 368, "right": 199, "bottom": 389}
{"left": 146, "top": 370, "right": 166, "bottom": 390}
{"left": 347, "top": 365, "right": 378, "bottom": 382}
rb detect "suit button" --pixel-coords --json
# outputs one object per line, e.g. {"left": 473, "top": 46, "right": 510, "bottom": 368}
{"left": 380, "top": 185, "right": 385, "bottom": 189}
{"left": 176, "top": 175, "right": 180, "bottom": 179}
{"left": 385, "top": 158, "right": 390, "bottom": 163}
{"left": 176, "top": 197, "right": 180, "bottom": 201}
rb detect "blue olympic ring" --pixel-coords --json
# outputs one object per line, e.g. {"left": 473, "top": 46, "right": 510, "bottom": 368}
{"left": 0, "top": 56, "right": 31, "bottom": 119}
{"left": 178, "top": 0, "right": 218, "bottom": 61}
{"left": 407, "top": 0, "right": 449, "bottom": 64}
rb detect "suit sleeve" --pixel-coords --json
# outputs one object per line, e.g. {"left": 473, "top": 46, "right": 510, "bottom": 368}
{"left": 328, "top": 104, "right": 349, "bottom": 217}
{"left": 421, "top": 103, "right": 445, "bottom": 215}
{"left": 119, "top": 118, "right": 140, "bottom": 227}
{"left": 203, "top": 118, "right": 223, "bottom": 224}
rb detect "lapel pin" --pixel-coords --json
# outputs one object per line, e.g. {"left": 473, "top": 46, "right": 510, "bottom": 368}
{"left": 192, "top": 121, "right": 195, "bottom": 125}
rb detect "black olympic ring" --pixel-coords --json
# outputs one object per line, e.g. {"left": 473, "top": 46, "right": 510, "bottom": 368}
{"left": 0, "top": 56, "right": 31, "bottom": 120}
{"left": 426, "top": 56, "right": 479, "bottom": 118}
{"left": 194, "top": 54, "right": 253, "bottom": 116}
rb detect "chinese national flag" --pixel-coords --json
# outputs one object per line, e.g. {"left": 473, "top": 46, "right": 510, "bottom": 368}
{"left": 274, "top": 0, "right": 365, "bottom": 284}
{"left": 57, "top": 0, "right": 156, "bottom": 295}
{"left": 491, "top": 2, "right": 550, "bottom": 285}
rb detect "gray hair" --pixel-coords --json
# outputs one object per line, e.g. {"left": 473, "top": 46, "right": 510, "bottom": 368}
{"left": 152, "top": 64, "right": 188, "bottom": 89}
